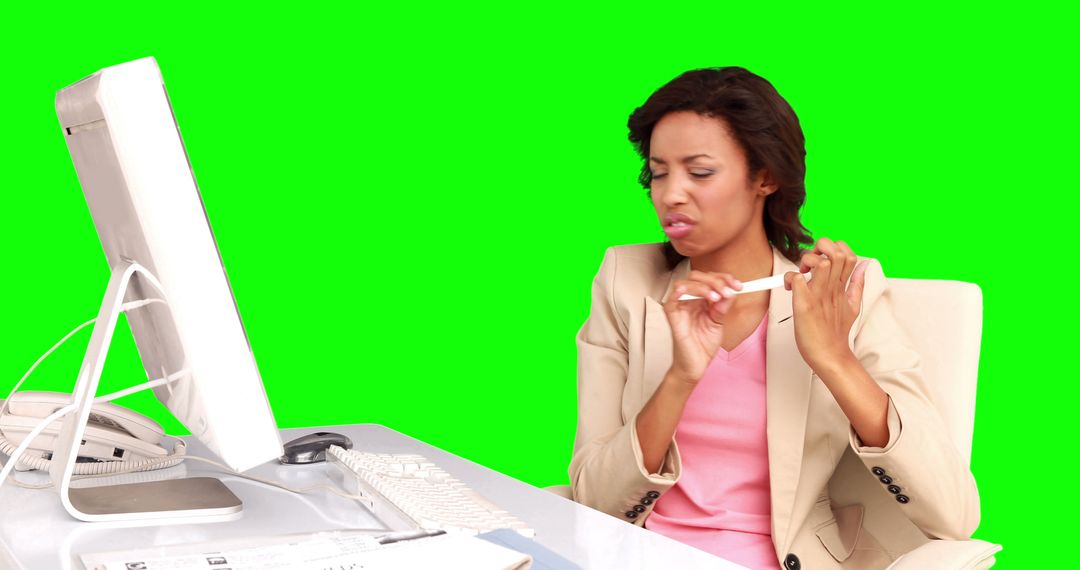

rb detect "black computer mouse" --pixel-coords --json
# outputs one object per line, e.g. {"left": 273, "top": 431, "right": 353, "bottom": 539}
{"left": 279, "top": 431, "right": 354, "bottom": 464}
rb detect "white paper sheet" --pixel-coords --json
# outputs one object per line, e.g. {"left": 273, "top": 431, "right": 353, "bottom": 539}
{"left": 80, "top": 531, "right": 532, "bottom": 570}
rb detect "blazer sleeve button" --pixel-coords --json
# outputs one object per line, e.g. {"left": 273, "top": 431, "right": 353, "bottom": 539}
{"left": 887, "top": 485, "right": 901, "bottom": 494}
{"left": 646, "top": 491, "right": 660, "bottom": 499}
{"left": 641, "top": 497, "right": 653, "bottom": 505}
{"left": 872, "top": 467, "right": 886, "bottom": 477}
{"left": 633, "top": 505, "right": 646, "bottom": 513}
{"left": 625, "top": 511, "right": 639, "bottom": 519}
{"left": 896, "top": 494, "right": 910, "bottom": 504}
{"left": 784, "top": 553, "right": 801, "bottom": 569}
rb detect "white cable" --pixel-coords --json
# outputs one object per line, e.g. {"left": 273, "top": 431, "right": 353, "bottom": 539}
{"left": 6, "top": 435, "right": 190, "bottom": 491}
{"left": 0, "top": 299, "right": 177, "bottom": 478}
{"left": 94, "top": 372, "right": 181, "bottom": 403}
{"left": 172, "top": 456, "right": 371, "bottom": 504}
{"left": 9, "top": 440, "right": 368, "bottom": 504}
{"left": 0, "top": 403, "right": 76, "bottom": 494}
{"left": 0, "top": 296, "right": 367, "bottom": 515}
{"left": 0, "top": 376, "right": 189, "bottom": 484}
{"left": 0, "top": 298, "right": 167, "bottom": 420}
{"left": 0, "top": 322, "right": 93, "bottom": 418}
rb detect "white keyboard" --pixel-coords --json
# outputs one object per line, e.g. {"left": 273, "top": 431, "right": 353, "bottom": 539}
{"left": 327, "top": 446, "right": 534, "bottom": 538}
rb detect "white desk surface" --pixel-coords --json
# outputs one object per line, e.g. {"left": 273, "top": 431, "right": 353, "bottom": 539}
{"left": 0, "top": 424, "right": 743, "bottom": 570}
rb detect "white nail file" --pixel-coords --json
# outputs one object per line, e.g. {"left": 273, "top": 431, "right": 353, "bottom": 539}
{"left": 676, "top": 272, "right": 812, "bottom": 301}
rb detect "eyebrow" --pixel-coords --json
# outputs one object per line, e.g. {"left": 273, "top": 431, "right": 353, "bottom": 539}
{"left": 648, "top": 154, "right": 713, "bottom": 164}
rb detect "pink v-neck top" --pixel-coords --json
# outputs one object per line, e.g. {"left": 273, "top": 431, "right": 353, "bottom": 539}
{"left": 644, "top": 313, "right": 780, "bottom": 570}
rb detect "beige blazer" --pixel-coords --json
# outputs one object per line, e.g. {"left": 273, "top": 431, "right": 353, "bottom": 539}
{"left": 569, "top": 243, "right": 980, "bottom": 569}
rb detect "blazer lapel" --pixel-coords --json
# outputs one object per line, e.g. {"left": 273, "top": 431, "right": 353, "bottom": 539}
{"left": 765, "top": 247, "right": 814, "bottom": 558}
{"left": 642, "top": 258, "right": 690, "bottom": 402}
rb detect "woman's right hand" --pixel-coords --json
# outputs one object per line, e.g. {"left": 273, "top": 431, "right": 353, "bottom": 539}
{"left": 663, "top": 270, "right": 743, "bottom": 385}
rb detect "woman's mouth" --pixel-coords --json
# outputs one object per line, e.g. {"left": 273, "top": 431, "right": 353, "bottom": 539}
{"left": 663, "top": 221, "right": 694, "bottom": 239}
{"left": 662, "top": 213, "right": 696, "bottom": 239}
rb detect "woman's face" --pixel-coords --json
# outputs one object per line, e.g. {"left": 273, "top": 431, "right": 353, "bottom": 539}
{"left": 648, "top": 111, "right": 772, "bottom": 258}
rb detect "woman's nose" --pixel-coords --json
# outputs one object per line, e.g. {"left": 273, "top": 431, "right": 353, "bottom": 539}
{"left": 661, "top": 180, "right": 690, "bottom": 206}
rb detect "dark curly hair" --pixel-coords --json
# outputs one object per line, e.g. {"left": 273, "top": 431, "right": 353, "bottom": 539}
{"left": 627, "top": 67, "right": 813, "bottom": 269}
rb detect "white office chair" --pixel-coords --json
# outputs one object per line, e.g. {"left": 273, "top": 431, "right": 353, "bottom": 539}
{"left": 550, "top": 278, "right": 1002, "bottom": 568}
{"left": 837, "top": 278, "right": 1000, "bottom": 568}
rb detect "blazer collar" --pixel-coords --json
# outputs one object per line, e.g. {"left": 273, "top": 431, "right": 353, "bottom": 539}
{"left": 650, "top": 246, "right": 811, "bottom": 556}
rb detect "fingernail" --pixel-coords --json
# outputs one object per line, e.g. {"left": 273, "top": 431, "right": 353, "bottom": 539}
{"left": 733, "top": 279, "right": 742, "bottom": 289}
{"left": 709, "top": 291, "right": 721, "bottom": 301}
{"left": 722, "top": 287, "right": 736, "bottom": 297}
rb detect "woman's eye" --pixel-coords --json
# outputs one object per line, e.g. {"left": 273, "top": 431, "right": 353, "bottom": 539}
{"left": 651, "top": 172, "right": 668, "bottom": 180}
{"left": 691, "top": 171, "right": 713, "bottom": 178}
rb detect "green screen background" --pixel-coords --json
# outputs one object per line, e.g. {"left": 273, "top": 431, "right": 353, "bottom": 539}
{"left": 2, "top": 4, "right": 1075, "bottom": 565}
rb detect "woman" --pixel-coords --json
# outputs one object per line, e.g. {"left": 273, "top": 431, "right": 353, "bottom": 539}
{"left": 569, "top": 67, "right": 980, "bottom": 569}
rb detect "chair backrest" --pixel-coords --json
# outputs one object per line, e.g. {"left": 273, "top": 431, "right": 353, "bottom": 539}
{"left": 884, "top": 278, "right": 983, "bottom": 465}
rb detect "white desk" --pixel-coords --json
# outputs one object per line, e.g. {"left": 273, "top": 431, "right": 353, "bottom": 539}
{"left": 0, "top": 424, "right": 744, "bottom": 569}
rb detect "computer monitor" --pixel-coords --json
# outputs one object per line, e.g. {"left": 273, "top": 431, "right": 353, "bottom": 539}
{"left": 50, "top": 56, "right": 283, "bottom": 522}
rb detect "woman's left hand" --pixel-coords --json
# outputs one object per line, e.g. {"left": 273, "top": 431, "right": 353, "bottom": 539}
{"left": 784, "top": 237, "right": 869, "bottom": 373}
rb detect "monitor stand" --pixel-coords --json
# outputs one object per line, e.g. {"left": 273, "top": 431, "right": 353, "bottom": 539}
{"left": 49, "top": 260, "right": 243, "bottom": 523}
